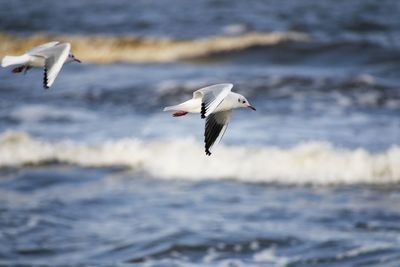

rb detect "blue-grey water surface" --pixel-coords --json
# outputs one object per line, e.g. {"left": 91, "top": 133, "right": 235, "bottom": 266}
{"left": 0, "top": 0, "right": 400, "bottom": 266}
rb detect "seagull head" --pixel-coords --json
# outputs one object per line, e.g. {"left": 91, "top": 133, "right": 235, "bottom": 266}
{"left": 236, "top": 95, "right": 256, "bottom": 111}
{"left": 68, "top": 53, "right": 81, "bottom": 63}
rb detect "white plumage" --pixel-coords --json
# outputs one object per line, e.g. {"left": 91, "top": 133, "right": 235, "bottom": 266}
{"left": 1, "top": 41, "right": 81, "bottom": 89}
{"left": 164, "top": 83, "right": 256, "bottom": 155}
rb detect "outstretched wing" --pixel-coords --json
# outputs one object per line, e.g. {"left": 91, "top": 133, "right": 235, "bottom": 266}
{"left": 34, "top": 43, "right": 70, "bottom": 89}
{"left": 204, "top": 110, "right": 232, "bottom": 156}
{"left": 27, "top": 41, "right": 60, "bottom": 54}
{"left": 193, "top": 83, "right": 233, "bottom": 118}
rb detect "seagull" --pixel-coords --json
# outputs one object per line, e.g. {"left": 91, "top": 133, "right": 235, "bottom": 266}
{"left": 164, "top": 83, "right": 256, "bottom": 156}
{"left": 1, "top": 41, "right": 81, "bottom": 89}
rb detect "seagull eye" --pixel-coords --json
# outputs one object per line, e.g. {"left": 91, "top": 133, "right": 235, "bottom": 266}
{"left": 242, "top": 100, "right": 246, "bottom": 104}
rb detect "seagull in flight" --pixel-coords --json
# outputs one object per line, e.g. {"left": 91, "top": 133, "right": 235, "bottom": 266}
{"left": 1, "top": 41, "right": 81, "bottom": 89}
{"left": 164, "top": 83, "right": 256, "bottom": 156}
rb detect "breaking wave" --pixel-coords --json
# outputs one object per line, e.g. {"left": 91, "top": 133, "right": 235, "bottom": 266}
{"left": 0, "top": 32, "right": 309, "bottom": 64}
{"left": 0, "top": 131, "right": 399, "bottom": 185}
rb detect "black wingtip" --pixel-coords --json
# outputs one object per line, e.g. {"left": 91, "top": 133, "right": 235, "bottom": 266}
{"left": 43, "top": 67, "right": 49, "bottom": 89}
{"left": 205, "top": 149, "right": 212, "bottom": 156}
{"left": 201, "top": 102, "right": 206, "bottom": 119}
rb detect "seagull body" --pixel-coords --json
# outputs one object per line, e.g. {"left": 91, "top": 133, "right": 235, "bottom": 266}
{"left": 164, "top": 83, "right": 256, "bottom": 155}
{"left": 1, "top": 41, "right": 81, "bottom": 89}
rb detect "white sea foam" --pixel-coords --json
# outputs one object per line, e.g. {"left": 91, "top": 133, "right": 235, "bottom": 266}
{"left": 10, "top": 105, "right": 97, "bottom": 123}
{"left": 335, "top": 244, "right": 393, "bottom": 260}
{"left": 0, "top": 32, "right": 310, "bottom": 63}
{"left": 253, "top": 248, "right": 290, "bottom": 266}
{"left": 222, "top": 24, "right": 249, "bottom": 35}
{"left": 0, "top": 131, "right": 399, "bottom": 185}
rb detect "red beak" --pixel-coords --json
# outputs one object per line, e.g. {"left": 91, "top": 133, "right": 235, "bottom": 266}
{"left": 248, "top": 105, "right": 256, "bottom": 111}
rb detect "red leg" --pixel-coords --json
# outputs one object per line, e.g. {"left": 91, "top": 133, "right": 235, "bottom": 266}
{"left": 173, "top": 111, "right": 188, "bottom": 117}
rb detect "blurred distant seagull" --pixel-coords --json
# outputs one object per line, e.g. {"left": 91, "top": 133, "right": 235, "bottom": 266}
{"left": 1, "top": 41, "right": 81, "bottom": 89}
{"left": 164, "top": 83, "right": 256, "bottom": 156}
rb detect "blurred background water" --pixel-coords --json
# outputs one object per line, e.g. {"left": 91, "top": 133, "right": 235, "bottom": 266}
{"left": 0, "top": 0, "right": 399, "bottom": 266}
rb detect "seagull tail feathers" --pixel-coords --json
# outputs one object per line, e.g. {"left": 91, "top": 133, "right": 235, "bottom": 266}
{"left": 1, "top": 55, "right": 28, "bottom": 67}
{"left": 163, "top": 105, "right": 179, "bottom": 112}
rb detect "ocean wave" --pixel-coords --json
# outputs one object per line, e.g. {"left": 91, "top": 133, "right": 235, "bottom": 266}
{"left": 156, "top": 75, "right": 400, "bottom": 110}
{"left": 0, "top": 32, "right": 309, "bottom": 64}
{"left": 192, "top": 38, "right": 400, "bottom": 66}
{"left": 0, "top": 131, "right": 399, "bottom": 185}
{"left": 9, "top": 104, "right": 97, "bottom": 123}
